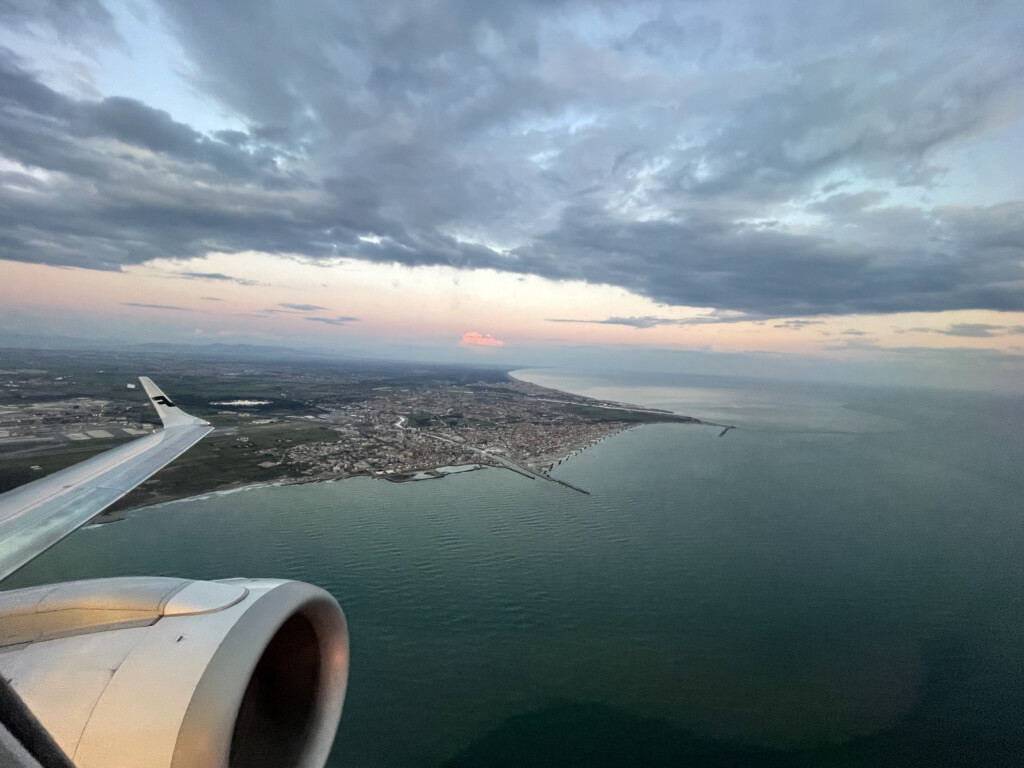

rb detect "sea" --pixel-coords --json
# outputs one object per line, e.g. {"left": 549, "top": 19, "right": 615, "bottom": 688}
{"left": 4, "top": 369, "right": 1024, "bottom": 767}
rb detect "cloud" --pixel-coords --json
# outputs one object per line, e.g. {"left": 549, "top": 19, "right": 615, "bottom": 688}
{"left": 548, "top": 316, "right": 684, "bottom": 329}
{"left": 939, "top": 323, "right": 1006, "bottom": 338}
{"left": 773, "top": 320, "right": 826, "bottom": 330}
{"left": 201, "top": 296, "right": 222, "bottom": 301}
{"left": 822, "top": 337, "right": 888, "bottom": 351}
{"left": 547, "top": 312, "right": 760, "bottom": 329}
{"left": 263, "top": 306, "right": 327, "bottom": 314}
{"left": 0, "top": 0, "right": 121, "bottom": 52}
{"left": 178, "top": 272, "right": 261, "bottom": 286}
{"left": 515, "top": 201, "right": 1024, "bottom": 316}
{"left": 0, "top": 1, "right": 1022, "bottom": 318}
{"left": 916, "top": 323, "right": 1024, "bottom": 338}
{"left": 461, "top": 331, "right": 505, "bottom": 346}
{"left": 120, "top": 302, "right": 194, "bottom": 311}
{"left": 305, "top": 316, "right": 358, "bottom": 325}
{"left": 821, "top": 343, "right": 1024, "bottom": 366}
{"left": 810, "top": 191, "right": 889, "bottom": 215}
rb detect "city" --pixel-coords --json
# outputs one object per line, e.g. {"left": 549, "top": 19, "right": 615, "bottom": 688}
{"left": 0, "top": 349, "right": 710, "bottom": 512}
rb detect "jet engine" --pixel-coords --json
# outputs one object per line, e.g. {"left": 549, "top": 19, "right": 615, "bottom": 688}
{"left": 0, "top": 576, "right": 349, "bottom": 768}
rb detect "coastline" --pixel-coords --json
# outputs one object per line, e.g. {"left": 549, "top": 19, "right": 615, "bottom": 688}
{"left": 507, "top": 369, "right": 676, "bottom": 414}
{"left": 509, "top": 367, "right": 736, "bottom": 432}
{"left": 94, "top": 372, "right": 725, "bottom": 519}
{"left": 94, "top": 464, "right": 490, "bottom": 522}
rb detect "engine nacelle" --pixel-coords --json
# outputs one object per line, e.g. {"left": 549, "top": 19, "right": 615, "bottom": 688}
{"left": 0, "top": 577, "right": 349, "bottom": 768}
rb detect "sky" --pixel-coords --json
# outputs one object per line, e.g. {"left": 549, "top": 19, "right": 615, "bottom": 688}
{"left": 0, "top": 0, "right": 1022, "bottom": 391}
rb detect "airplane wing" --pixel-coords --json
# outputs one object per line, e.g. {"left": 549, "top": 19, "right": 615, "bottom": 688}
{"left": 0, "top": 377, "right": 348, "bottom": 768}
{"left": 0, "top": 378, "right": 212, "bottom": 581}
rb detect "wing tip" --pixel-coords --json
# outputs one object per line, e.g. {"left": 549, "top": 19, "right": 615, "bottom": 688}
{"left": 139, "top": 377, "right": 209, "bottom": 428}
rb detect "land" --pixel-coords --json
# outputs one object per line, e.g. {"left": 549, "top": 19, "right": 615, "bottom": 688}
{"left": 0, "top": 346, "right": 725, "bottom": 517}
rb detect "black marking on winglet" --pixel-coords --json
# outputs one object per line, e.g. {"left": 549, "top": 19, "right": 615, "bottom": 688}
{"left": 153, "top": 395, "right": 176, "bottom": 407}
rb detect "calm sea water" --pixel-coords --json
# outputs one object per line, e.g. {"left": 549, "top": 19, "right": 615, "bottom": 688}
{"left": 5, "top": 370, "right": 1024, "bottom": 766}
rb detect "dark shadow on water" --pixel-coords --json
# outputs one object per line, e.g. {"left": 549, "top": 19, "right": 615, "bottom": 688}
{"left": 439, "top": 698, "right": 1021, "bottom": 768}
{"left": 441, "top": 635, "right": 1024, "bottom": 768}
{"left": 441, "top": 701, "right": 798, "bottom": 768}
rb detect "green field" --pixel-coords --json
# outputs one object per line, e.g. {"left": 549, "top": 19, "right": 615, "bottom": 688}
{"left": 107, "top": 421, "right": 340, "bottom": 513}
{"left": 0, "top": 438, "right": 133, "bottom": 494}
{"left": 564, "top": 404, "right": 699, "bottom": 424}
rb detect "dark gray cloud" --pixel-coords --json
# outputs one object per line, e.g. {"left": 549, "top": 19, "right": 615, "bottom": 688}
{"left": 513, "top": 200, "right": 1024, "bottom": 315}
{"left": 279, "top": 303, "right": 327, "bottom": 312}
{"left": 0, "top": 0, "right": 121, "bottom": 51}
{"left": 305, "top": 316, "right": 359, "bottom": 325}
{"left": 1, "top": 0, "right": 1022, "bottom": 318}
{"left": 0, "top": 55, "right": 298, "bottom": 182}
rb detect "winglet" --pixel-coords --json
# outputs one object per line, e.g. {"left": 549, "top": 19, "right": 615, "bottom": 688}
{"left": 139, "top": 377, "right": 209, "bottom": 428}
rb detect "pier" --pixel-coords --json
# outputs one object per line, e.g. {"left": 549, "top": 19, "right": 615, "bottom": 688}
{"left": 423, "top": 432, "right": 591, "bottom": 494}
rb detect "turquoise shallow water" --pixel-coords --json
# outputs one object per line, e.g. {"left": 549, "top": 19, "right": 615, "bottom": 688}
{"left": 5, "top": 371, "right": 1024, "bottom": 766}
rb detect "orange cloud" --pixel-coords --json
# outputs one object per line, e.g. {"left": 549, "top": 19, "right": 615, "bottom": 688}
{"left": 461, "top": 331, "right": 505, "bottom": 346}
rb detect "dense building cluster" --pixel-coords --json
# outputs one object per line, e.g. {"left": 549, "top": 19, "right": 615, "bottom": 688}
{"left": 280, "top": 380, "right": 642, "bottom": 481}
{"left": 283, "top": 424, "right": 479, "bottom": 478}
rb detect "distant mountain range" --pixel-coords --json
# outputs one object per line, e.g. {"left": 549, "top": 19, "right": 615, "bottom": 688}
{"left": 0, "top": 333, "right": 362, "bottom": 362}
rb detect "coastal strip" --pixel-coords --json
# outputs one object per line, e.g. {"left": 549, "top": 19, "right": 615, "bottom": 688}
{"left": 423, "top": 432, "right": 591, "bottom": 494}
{"left": 17, "top": 365, "right": 733, "bottom": 515}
